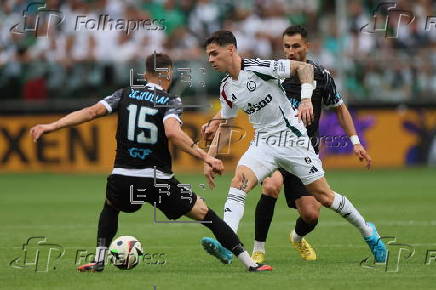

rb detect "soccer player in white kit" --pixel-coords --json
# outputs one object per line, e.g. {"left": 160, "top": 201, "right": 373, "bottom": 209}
{"left": 200, "top": 30, "right": 387, "bottom": 265}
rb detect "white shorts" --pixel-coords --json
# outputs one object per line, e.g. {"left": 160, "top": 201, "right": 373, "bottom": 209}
{"left": 237, "top": 134, "right": 324, "bottom": 185}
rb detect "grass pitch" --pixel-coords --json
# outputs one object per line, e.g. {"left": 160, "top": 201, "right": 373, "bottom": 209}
{"left": 1, "top": 168, "right": 436, "bottom": 290}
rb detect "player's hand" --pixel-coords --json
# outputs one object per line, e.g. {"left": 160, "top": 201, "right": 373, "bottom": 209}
{"left": 296, "top": 99, "right": 314, "bottom": 127}
{"left": 201, "top": 121, "right": 220, "bottom": 142}
{"left": 353, "top": 144, "right": 372, "bottom": 169}
{"left": 203, "top": 162, "right": 217, "bottom": 189}
{"left": 29, "top": 124, "right": 56, "bottom": 142}
{"left": 204, "top": 155, "right": 224, "bottom": 175}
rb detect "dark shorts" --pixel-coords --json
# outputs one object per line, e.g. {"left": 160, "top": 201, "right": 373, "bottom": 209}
{"left": 278, "top": 168, "right": 313, "bottom": 209}
{"left": 106, "top": 174, "right": 198, "bottom": 220}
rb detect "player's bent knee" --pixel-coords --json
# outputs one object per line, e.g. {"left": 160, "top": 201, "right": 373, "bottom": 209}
{"left": 301, "top": 210, "right": 319, "bottom": 224}
{"left": 306, "top": 181, "right": 335, "bottom": 207}
{"left": 262, "top": 180, "right": 281, "bottom": 198}
{"left": 314, "top": 192, "right": 334, "bottom": 207}
{"left": 187, "top": 198, "right": 209, "bottom": 220}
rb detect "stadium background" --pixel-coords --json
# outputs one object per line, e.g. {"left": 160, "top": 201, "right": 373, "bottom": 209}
{"left": 0, "top": 0, "right": 435, "bottom": 172}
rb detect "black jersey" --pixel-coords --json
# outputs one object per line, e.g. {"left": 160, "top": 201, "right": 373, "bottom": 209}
{"left": 100, "top": 83, "right": 182, "bottom": 174}
{"left": 282, "top": 60, "right": 343, "bottom": 152}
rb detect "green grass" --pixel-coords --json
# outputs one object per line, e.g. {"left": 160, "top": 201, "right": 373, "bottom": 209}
{"left": 1, "top": 168, "right": 436, "bottom": 290}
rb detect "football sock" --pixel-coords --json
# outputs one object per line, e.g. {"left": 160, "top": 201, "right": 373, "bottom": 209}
{"left": 201, "top": 209, "right": 256, "bottom": 268}
{"left": 294, "top": 217, "right": 318, "bottom": 238}
{"left": 223, "top": 187, "right": 246, "bottom": 233}
{"left": 237, "top": 251, "right": 258, "bottom": 268}
{"left": 95, "top": 246, "right": 107, "bottom": 264}
{"left": 254, "top": 194, "right": 277, "bottom": 243}
{"left": 290, "top": 230, "right": 303, "bottom": 242}
{"left": 202, "top": 209, "right": 242, "bottom": 253}
{"left": 95, "top": 201, "right": 119, "bottom": 263}
{"left": 330, "top": 192, "right": 372, "bottom": 237}
{"left": 230, "top": 242, "right": 258, "bottom": 268}
{"left": 253, "top": 241, "right": 265, "bottom": 253}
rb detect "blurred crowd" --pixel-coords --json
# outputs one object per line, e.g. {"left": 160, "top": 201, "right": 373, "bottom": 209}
{"left": 0, "top": 0, "right": 435, "bottom": 106}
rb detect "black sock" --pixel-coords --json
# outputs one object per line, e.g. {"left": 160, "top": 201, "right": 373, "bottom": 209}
{"left": 202, "top": 209, "right": 245, "bottom": 256}
{"left": 254, "top": 194, "right": 277, "bottom": 242}
{"left": 96, "top": 202, "right": 120, "bottom": 248}
{"left": 295, "top": 217, "right": 318, "bottom": 237}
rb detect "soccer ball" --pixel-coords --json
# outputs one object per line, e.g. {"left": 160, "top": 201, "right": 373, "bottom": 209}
{"left": 109, "top": 236, "right": 143, "bottom": 270}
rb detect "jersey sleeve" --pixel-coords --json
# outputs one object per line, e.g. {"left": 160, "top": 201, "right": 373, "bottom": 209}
{"left": 243, "top": 58, "right": 291, "bottom": 79}
{"left": 99, "top": 89, "right": 123, "bottom": 113}
{"left": 321, "top": 70, "right": 344, "bottom": 109}
{"left": 163, "top": 96, "right": 183, "bottom": 124}
{"left": 219, "top": 82, "right": 238, "bottom": 119}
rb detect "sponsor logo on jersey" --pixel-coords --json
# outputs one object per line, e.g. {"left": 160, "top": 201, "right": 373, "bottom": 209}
{"left": 247, "top": 80, "right": 256, "bottom": 92}
{"left": 243, "top": 94, "right": 272, "bottom": 115}
{"left": 128, "top": 147, "right": 153, "bottom": 160}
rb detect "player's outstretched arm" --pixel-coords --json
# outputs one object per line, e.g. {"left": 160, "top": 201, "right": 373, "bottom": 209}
{"left": 30, "top": 103, "right": 108, "bottom": 142}
{"left": 335, "top": 103, "right": 372, "bottom": 169}
{"left": 164, "top": 117, "right": 224, "bottom": 175}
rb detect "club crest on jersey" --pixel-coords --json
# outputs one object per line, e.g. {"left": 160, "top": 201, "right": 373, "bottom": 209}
{"left": 305, "top": 156, "right": 312, "bottom": 164}
{"left": 247, "top": 80, "right": 256, "bottom": 92}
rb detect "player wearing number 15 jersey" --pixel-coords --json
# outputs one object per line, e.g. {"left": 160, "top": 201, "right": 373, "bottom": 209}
{"left": 103, "top": 79, "right": 182, "bottom": 177}
{"left": 29, "top": 53, "right": 272, "bottom": 272}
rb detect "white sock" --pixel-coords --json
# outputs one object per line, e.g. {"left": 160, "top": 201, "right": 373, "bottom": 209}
{"left": 253, "top": 241, "right": 265, "bottom": 253}
{"left": 237, "top": 251, "right": 257, "bottom": 269}
{"left": 223, "top": 187, "right": 247, "bottom": 233}
{"left": 95, "top": 246, "right": 107, "bottom": 264}
{"left": 330, "top": 192, "right": 372, "bottom": 237}
{"left": 291, "top": 230, "right": 303, "bottom": 242}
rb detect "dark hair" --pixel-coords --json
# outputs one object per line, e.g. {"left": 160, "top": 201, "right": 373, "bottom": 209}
{"left": 283, "top": 25, "right": 308, "bottom": 39}
{"left": 145, "top": 53, "right": 173, "bottom": 75}
{"left": 204, "top": 30, "right": 237, "bottom": 48}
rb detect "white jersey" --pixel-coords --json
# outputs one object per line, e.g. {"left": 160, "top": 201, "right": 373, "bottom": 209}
{"left": 220, "top": 58, "right": 307, "bottom": 138}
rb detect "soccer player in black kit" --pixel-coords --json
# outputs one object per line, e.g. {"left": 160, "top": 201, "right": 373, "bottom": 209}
{"left": 30, "top": 53, "right": 272, "bottom": 272}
